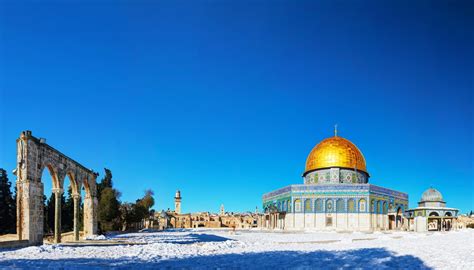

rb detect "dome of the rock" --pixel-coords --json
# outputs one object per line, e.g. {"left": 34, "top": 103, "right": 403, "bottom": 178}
{"left": 304, "top": 135, "right": 367, "bottom": 175}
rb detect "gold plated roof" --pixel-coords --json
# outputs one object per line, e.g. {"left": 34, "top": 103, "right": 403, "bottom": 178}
{"left": 304, "top": 135, "right": 368, "bottom": 175}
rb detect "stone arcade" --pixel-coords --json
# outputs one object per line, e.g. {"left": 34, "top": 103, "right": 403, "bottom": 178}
{"left": 262, "top": 130, "right": 409, "bottom": 231}
{"left": 14, "top": 131, "right": 98, "bottom": 245}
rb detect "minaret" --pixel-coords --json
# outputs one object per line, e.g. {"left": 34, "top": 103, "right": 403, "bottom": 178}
{"left": 220, "top": 204, "right": 225, "bottom": 215}
{"left": 174, "top": 190, "right": 181, "bottom": 214}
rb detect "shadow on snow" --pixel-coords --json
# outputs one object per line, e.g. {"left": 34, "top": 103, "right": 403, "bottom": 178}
{"left": 0, "top": 248, "right": 432, "bottom": 269}
{"left": 108, "top": 233, "right": 231, "bottom": 244}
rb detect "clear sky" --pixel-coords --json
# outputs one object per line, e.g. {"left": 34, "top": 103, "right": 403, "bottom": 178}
{"left": 0, "top": 1, "right": 472, "bottom": 214}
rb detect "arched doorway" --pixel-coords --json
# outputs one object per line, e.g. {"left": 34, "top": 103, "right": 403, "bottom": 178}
{"left": 396, "top": 207, "right": 403, "bottom": 229}
{"left": 428, "top": 212, "right": 440, "bottom": 231}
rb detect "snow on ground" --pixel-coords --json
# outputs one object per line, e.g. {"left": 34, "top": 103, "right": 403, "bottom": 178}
{"left": 0, "top": 229, "right": 473, "bottom": 269}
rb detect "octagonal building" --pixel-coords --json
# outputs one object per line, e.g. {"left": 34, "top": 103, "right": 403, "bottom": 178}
{"left": 405, "top": 188, "right": 459, "bottom": 232}
{"left": 262, "top": 131, "right": 408, "bottom": 231}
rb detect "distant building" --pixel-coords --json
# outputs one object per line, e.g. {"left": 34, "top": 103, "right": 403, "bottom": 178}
{"left": 156, "top": 191, "right": 261, "bottom": 230}
{"left": 405, "top": 188, "right": 459, "bottom": 232}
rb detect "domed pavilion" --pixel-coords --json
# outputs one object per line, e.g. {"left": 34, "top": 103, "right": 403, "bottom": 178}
{"left": 405, "top": 188, "right": 459, "bottom": 232}
{"left": 262, "top": 128, "right": 408, "bottom": 231}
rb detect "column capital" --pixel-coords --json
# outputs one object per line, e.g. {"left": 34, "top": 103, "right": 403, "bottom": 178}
{"left": 52, "top": 188, "right": 63, "bottom": 194}
{"left": 72, "top": 194, "right": 81, "bottom": 200}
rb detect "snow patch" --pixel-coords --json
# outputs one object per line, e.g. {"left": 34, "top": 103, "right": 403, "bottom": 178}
{"left": 85, "top": 234, "right": 106, "bottom": 240}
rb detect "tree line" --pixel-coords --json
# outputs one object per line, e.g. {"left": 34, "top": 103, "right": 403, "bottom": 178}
{"left": 0, "top": 167, "right": 154, "bottom": 235}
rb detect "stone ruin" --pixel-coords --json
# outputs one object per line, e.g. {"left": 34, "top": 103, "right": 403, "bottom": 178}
{"left": 14, "top": 130, "right": 98, "bottom": 245}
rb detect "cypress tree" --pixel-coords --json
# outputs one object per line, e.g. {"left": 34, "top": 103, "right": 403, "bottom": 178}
{"left": 0, "top": 168, "right": 16, "bottom": 234}
{"left": 43, "top": 195, "right": 49, "bottom": 233}
{"left": 45, "top": 193, "right": 55, "bottom": 234}
{"left": 97, "top": 168, "right": 113, "bottom": 202}
{"left": 97, "top": 168, "right": 121, "bottom": 232}
{"left": 62, "top": 186, "right": 74, "bottom": 232}
{"left": 98, "top": 187, "right": 120, "bottom": 231}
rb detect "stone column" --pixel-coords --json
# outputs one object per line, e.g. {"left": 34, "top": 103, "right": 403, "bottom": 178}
{"left": 83, "top": 194, "right": 98, "bottom": 237}
{"left": 53, "top": 188, "right": 63, "bottom": 243}
{"left": 17, "top": 180, "right": 44, "bottom": 245}
{"left": 73, "top": 194, "right": 81, "bottom": 241}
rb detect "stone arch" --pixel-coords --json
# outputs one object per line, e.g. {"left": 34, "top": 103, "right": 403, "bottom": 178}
{"left": 40, "top": 163, "right": 60, "bottom": 189}
{"left": 445, "top": 212, "right": 452, "bottom": 217}
{"left": 14, "top": 131, "right": 98, "bottom": 245}
{"left": 383, "top": 201, "right": 388, "bottom": 214}
{"left": 64, "top": 170, "right": 80, "bottom": 196}
{"left": 429, "top": 211, "right": 439, "bottom": 216}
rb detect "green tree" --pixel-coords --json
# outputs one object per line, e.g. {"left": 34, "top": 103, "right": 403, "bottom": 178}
{"left": 45, "top": 193, "right": 55, "bottom": 234}
{"left": 0, "top": 168, "right": 16, "bottom": 234}
{"left": 119, "top": 202, "right": 135, "bottom": 231}
{"left": 62, "top": 186, "right": 74, "bottom": 232}
{"left": 42, "top": 195, "right": 49, "bottom": 233}
{"left": 138, "top": 189, "right": 155, "bottom": 215}
{"left": 119, "top": 190, "right": 155, "bottom": 231}
{"left": 96, "top": 168, "right": 121, "bottom": 232}
{"left": 98, "top": 187, "right": 121, "bottom": 232}
{"left": 97, "top": 168, "right": 113, "bottom": 202}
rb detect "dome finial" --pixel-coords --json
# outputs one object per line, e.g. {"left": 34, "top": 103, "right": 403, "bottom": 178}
{"left": 334, "top": 124, "right": 338, "bottom": 137}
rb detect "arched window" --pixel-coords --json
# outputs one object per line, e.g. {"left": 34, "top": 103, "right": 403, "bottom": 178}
{"left": 294, "top": 199, "right": 301, "bottom": 213}
{"left": 429, "top": 211, "right": 439, "bottom": 216}
{"left": 304, "top": 199, "right": 312, "bottom": 212}
{"left": 348, "top": 199, "right": 355, "bottom": 212}
{"left": 359, "top": 199, "right": 366, "bottom": 212}
{"left": 326, "top": 199, "right": 333, "bottom": 212}
{"left": 336, "top": 199, "right": 345, "bottom": 212}
{"left": 315, "top": 199, "right": 323, "bottom": 212}
{"left": 445, "top": 212, "right": 452, "bottom": 217}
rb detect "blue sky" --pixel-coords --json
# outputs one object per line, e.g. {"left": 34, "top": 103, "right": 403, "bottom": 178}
{"left": 0, "top": 1, "right": 472, "bottom": 214}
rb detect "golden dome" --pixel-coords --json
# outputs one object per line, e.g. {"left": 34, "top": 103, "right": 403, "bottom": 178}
{"left": 304, "top": 135, "right": 368, "bottom": 175}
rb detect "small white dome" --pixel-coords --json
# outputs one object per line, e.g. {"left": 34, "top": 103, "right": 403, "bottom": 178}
{"left": 421, "top": 188, "right": 443, "bottom": 202}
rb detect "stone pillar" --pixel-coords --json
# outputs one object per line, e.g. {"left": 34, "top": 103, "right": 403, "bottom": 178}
{"left": 83, "top": 194, "right": 98, "bottom": 236}
{"left": 73, "top": 194, "right": 81, "bottom": 241}
{"left": 53, "top": 188, "right": 63, "bottom": 243}
{"left": 17, "top": 180, "right": 44, "bottom": 245}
